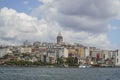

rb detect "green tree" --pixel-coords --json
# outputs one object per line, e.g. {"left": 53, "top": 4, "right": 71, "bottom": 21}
{"left": 74, "top": 57, "right": 78, "bottom": 64}
{"left": 66, "top": 57, "right": 78, "bottom": 66}
{"left": 57, "top": 58, "right": 64, "bottom": 65}
{"left": 66, "top": 57, "right": 74, "bottom": 66}
{"left": 3, "top": 54, "right": 9, "bottom": 59}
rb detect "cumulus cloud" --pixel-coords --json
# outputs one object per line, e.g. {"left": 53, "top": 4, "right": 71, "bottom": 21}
{"left": 32, "top": 0, "right": 120, "bottom": 49}
{"left": 35, "top": 0, "right": 120, "bottom": 33}
{"left": 1, "top": 0, "right": 120, "bottom": 49}
{"left": 54, "top": 0, "right": 117, "bottom": 18}
{"left": 61, "top": 31, "right": 111, "bottom": 49}
{"left": 0, "top": 7, "right": 48, "bottom": 45}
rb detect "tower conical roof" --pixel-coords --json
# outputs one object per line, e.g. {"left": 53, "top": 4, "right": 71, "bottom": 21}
{"left": 58, "top": 32, "right": 62, "bottom": 36}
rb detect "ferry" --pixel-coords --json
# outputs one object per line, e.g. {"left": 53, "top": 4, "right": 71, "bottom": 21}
{"left": 79, "top": 64, "right": 91, "bottom": 68}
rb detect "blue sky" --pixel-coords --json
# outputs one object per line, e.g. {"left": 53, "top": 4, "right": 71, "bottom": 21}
{"left": 108, "top": 30, "right": 120, "bottom": 44}
{"left": 108, "top": 20, "right": 120, "bottom": 45}
{"left": 0, "top": 0, "right": 120, "bottom": 49}
{"left": 0, "top": 0, "right": 42, "bottom": 14}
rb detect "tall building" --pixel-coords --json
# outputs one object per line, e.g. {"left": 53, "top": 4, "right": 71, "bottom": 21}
{"left": 57, "top": 32, "right": 63, "bottom": 45}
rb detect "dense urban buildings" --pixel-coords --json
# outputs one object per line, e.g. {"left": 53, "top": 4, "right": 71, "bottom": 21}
{"left": 0, "top": 32, "right": 120, "bottom": 67}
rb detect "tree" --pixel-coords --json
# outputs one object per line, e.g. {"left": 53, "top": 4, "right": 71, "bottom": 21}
{"left": 74, "top": 57, "right": 78, "bottom": 64}
{"left": 3, "top": 54, "right": 9, "bottom": 59}
{"left": 57, "top": 58, "right": 64, "bottom": 65}
{"left": 66, "top": 57, "right": 79, "bottom": 66}
{"left": 66, "top": 57, "right": 74, "bottom": 66}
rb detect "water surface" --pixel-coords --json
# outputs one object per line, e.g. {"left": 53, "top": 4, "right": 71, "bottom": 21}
{"left": 0, "top": 66, "right": 120, "bottom": 80}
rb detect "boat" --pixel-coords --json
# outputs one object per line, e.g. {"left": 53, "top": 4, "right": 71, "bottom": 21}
{"left": 79, "top": 64, "right": 91, "bottom": 68}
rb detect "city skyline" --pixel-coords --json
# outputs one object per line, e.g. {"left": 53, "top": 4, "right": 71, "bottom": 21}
{"left": 0, "top": 0, "right": 120, "bottom": 49}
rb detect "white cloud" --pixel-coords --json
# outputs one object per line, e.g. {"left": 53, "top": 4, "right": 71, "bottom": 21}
{"left": 32, "top": 0, "right": 120, "bottom": 49}
{"left": 0, "top": 7, "right": 65, "bottom": 46}
{"left": 61, "top": 31, "right": 111, "bottom": 49}
{"left": 0, "top": 7, "right": 47, "bottom": 45}
{"left": 33, "top": 0, "right": 120, "bottom": 33}
{"left": 1, "top": 0, "right": 120, "bottom": 49}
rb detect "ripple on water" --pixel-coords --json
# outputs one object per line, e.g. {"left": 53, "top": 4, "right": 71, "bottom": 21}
{"left": 0, "top": 67, "right": 120, "bottom": 80}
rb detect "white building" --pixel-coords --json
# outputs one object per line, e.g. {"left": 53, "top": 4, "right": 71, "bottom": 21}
{"left": 59, "top": 47, "right": 68, "bottom": 58}
{"left": 108, "top": 50, "right": 116, "bottom": 59}
{"left": 63, "top": 48, "right": 68, "bottom": 58}
{"left": 115, "top": 49, "right": 120, "bottom": 66}
{"left": 84, "top": 47, "right": 90, "bottom": 57}
{"left": 0, "top": 48, "right": 7, "bottom": 58}
{"left": 5, "top": 47, "right": 13, "bottom": 54}
{"left": 47, "top": 46, "right": 68, "bottom": 62}
{"left": 38, "top": 43, "right": 68, "bottom": 63}
{"left": 91, "top": 49, "right": 103, "bottom": 59}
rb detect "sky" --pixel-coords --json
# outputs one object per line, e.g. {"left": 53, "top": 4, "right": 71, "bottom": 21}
{"left": 0, "top": 0, "right": 120, "bottom": 49}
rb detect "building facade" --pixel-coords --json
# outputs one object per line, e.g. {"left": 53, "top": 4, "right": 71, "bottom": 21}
{"left": 115, "top": 49, "right": 120, "bottom": 66}
{"left": 0, "top": 48, "right": 6, "bottom": 58}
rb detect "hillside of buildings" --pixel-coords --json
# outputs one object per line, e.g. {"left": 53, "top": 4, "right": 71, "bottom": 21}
{"left": 0, "top": 33, "right": 119, "bottom": 67}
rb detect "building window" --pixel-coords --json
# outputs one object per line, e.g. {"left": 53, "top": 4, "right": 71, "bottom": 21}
{"left": 90, "top": 51, "right": 92, "bottom": 56}
{"left": 117, "top": 58, "right": 119, "bottom": 63}
{"left": 116, "top": 50, "right": 118, "bottom": 56}
{"left": 117, "top": 52, "right": 118, "bottom": 56}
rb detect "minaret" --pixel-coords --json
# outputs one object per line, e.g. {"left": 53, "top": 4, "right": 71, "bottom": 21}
{"left": 57, "top": 32, "right": 63, "bottom": 45}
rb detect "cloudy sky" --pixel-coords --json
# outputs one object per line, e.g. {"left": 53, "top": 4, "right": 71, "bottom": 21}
{"left": 0, "top": 0, "right": 120, "bottom": 49}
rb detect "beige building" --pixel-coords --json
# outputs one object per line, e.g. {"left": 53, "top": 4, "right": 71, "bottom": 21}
{"left": 76, "top": 46, "right": 85, "bottom": 58}
{"left": 20, "top": 46, "right": 32, "bottom": 54}
{"left": 102, "top": 50, "right": 109, "bottom": 60}
{"left": 68, "top": 48, "right": 77, "bottom": 57}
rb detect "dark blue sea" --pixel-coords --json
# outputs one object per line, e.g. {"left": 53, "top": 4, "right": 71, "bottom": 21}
{"left": 0, "top": 66, "right": 120, "bottom": 80}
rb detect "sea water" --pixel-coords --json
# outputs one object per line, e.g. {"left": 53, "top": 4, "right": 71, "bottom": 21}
{"left": 0, "top": 66, "right": 120, "bottom": 80}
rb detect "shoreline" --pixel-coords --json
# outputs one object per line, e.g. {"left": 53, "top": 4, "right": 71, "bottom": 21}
{"left": 0, "top": 65, "right": 78, "bottom": 68}
{"left": 0, "top": 65, "right": 119, "bottom": 68}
